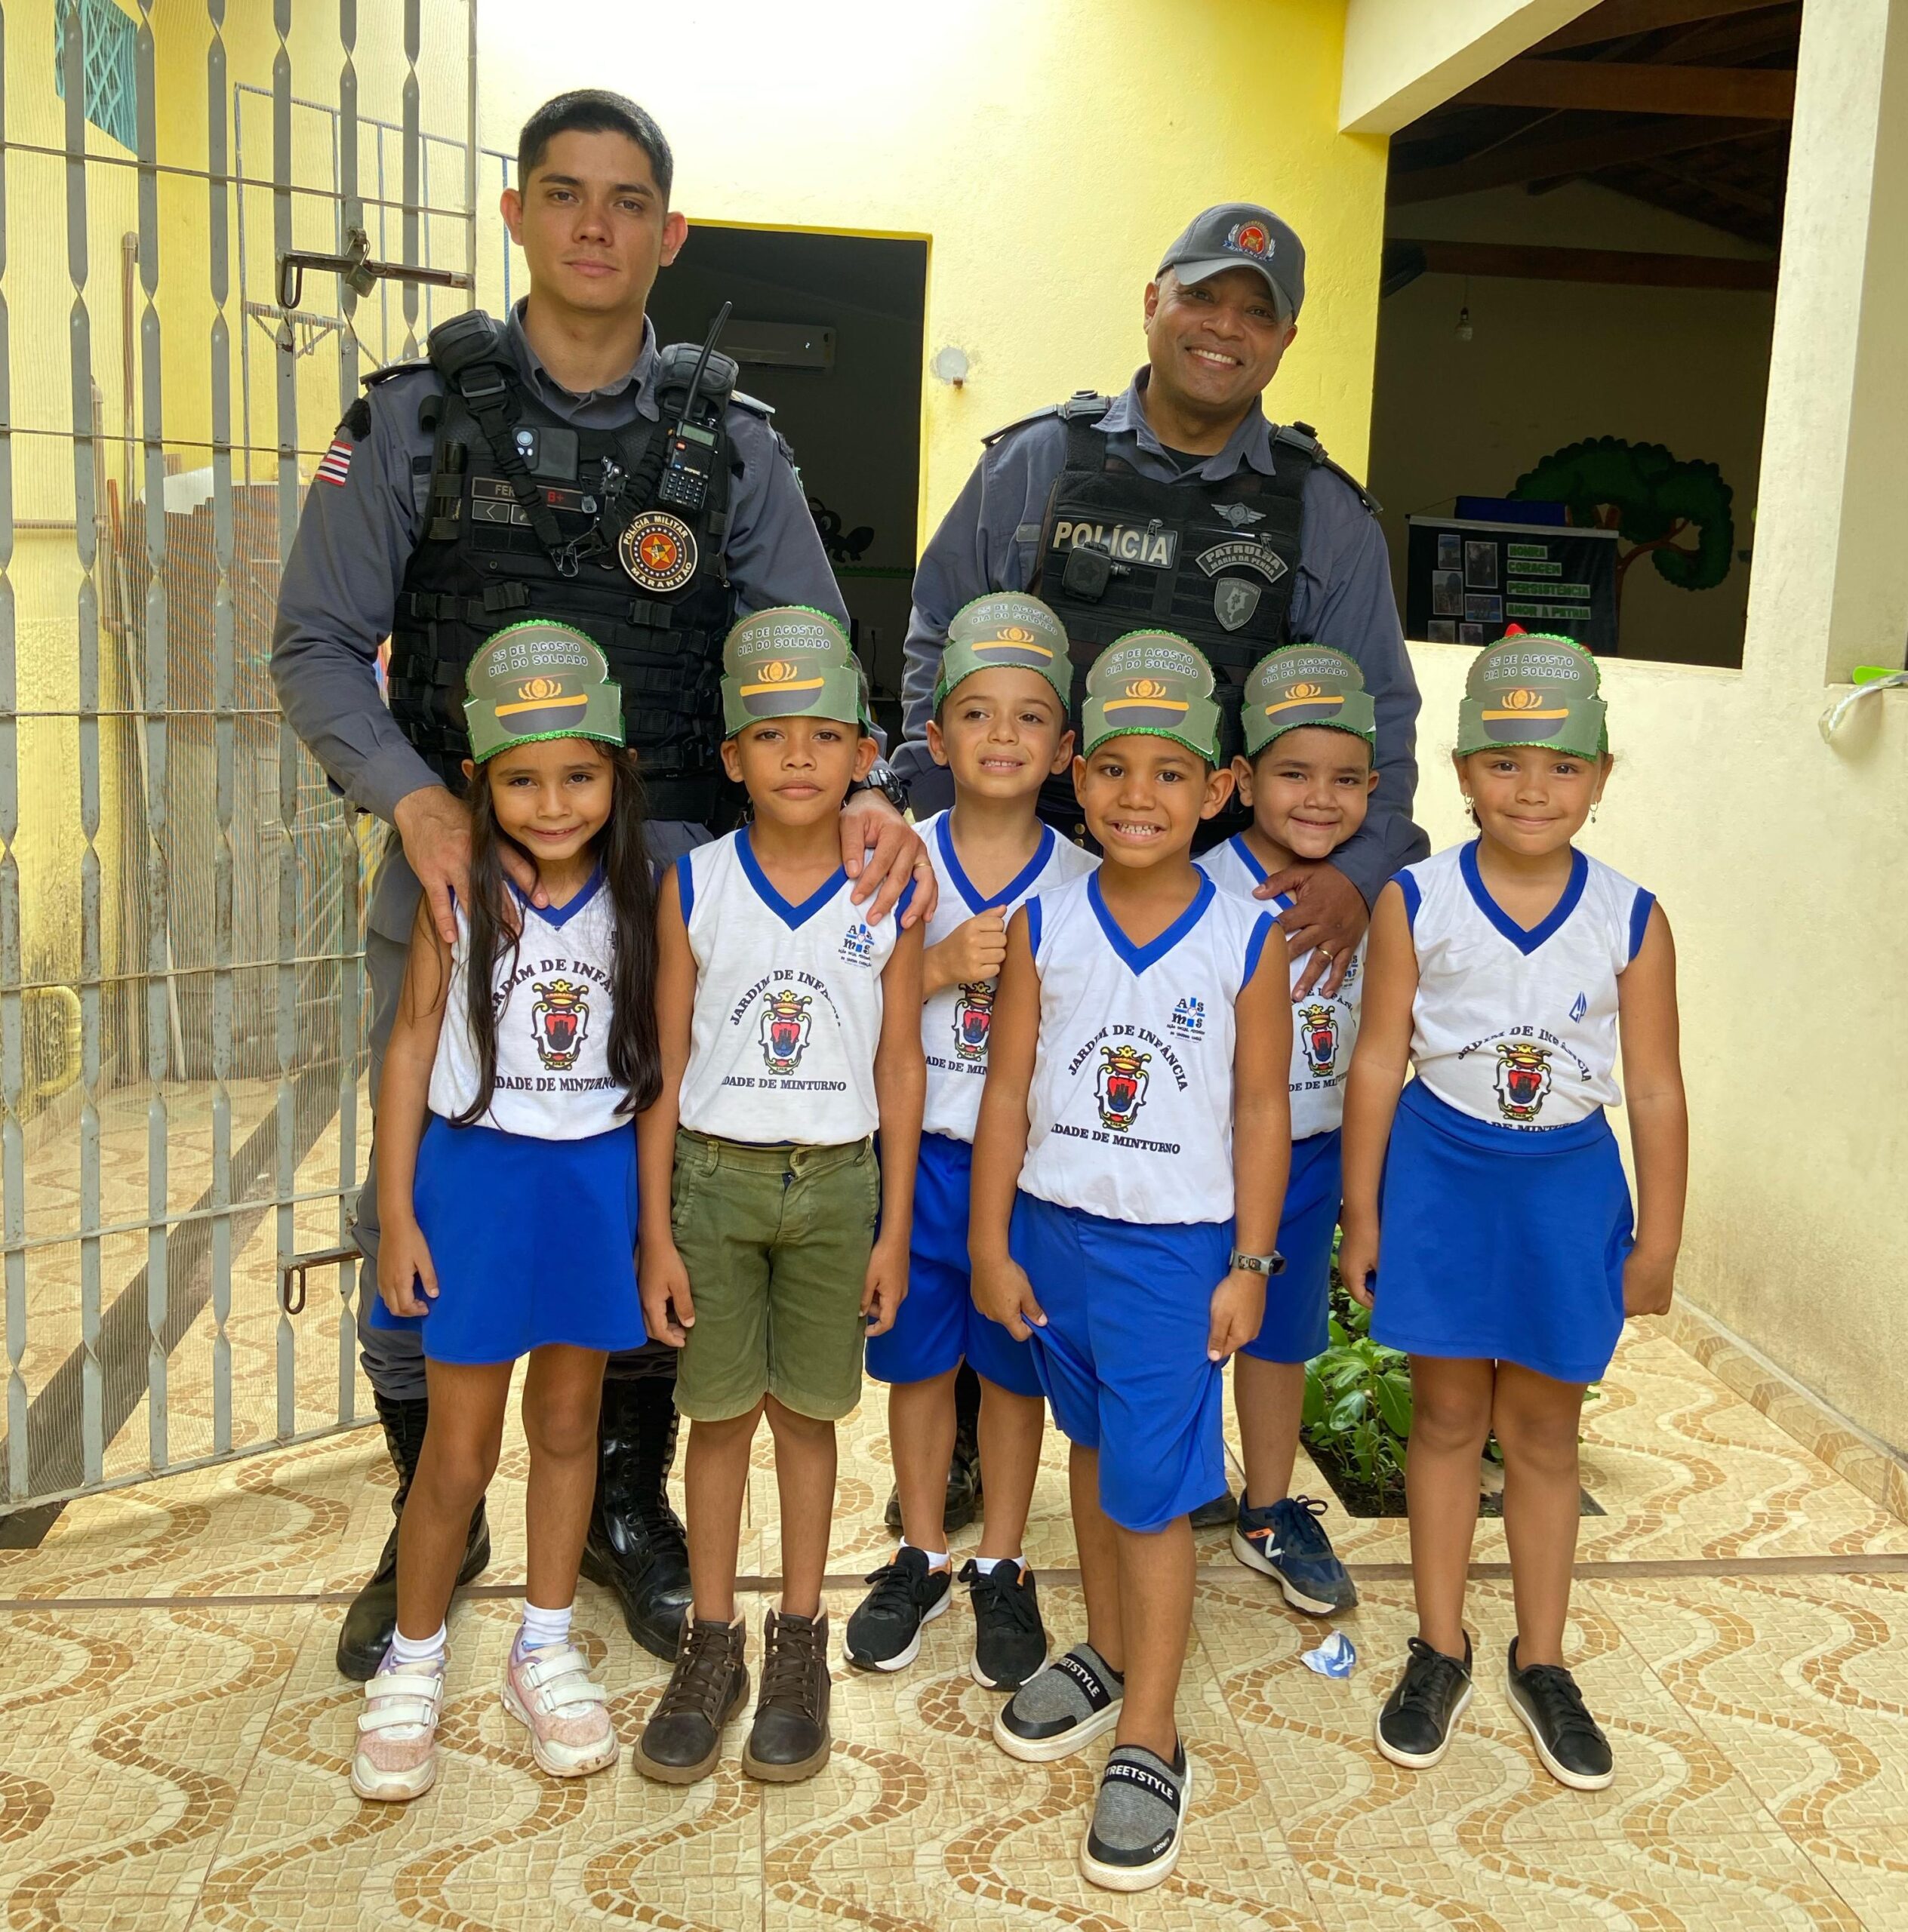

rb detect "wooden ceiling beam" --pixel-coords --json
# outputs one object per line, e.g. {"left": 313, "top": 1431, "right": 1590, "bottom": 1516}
{"left": 1537, "top": 0, "right": 1790, "bottom": 54}
{"left": 1458, "top": 58, "right": 1793, "bottom": 118}
{"left": 1386, "top": 239, "right": 1776, "bottom": 291}
{"left": 1389, "top": 116, "right": 1769, "bottom": 204}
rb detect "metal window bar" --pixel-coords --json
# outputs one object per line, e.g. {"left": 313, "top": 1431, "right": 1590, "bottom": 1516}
{"left": 0, "top": 0, "right": 476, "bottom": 1514}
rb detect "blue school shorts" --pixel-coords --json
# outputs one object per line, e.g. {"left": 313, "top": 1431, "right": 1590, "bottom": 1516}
{"left": 368, "top": 1115, "right": 645, "bottom": 1364}
{"left": 1009, "top": 1189, "right": 1231, "bottom": 1534}
{"left": 865, "top": 1132, "right": 1041, "bottom": 1397}
{"left": 1241, "top": 1128, "right": 1340, "bottom": 1365}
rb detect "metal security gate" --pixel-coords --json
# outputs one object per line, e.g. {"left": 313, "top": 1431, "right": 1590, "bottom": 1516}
{"left": 0, "top": 0, "right": 478, "bottom": 1515}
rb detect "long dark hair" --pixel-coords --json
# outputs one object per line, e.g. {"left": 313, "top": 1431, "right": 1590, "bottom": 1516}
{"left": 452, "top": 744, "right": 661, "bottom": 1125}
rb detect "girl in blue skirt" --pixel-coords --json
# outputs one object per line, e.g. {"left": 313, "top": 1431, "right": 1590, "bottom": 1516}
{"left": 352, "top": 623, "right": 660, "bottom": 1803}
{"left": 1339, "top": 630, "right": 1686, "bottom": 1793}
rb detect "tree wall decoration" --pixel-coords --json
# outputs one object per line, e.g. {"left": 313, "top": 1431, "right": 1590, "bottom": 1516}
{"left": 1510, "top": 436, "right": 1734, "bottom": 605}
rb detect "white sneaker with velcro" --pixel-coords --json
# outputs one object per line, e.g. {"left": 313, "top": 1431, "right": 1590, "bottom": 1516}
{"left": 350, "top": 1658, "right": 445, "bottom": 1801}
{"left": 501, "top": 1641, "right": 618, "bottom": 1777}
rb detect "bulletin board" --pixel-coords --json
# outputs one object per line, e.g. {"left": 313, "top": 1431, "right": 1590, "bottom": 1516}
{"left": 1405, "top": 517, "right": 1621, "bottom": 654}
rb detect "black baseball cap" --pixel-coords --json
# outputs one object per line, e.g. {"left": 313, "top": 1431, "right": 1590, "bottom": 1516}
{"left": 1156, "top": 203, "right": 1305, "bottom": 324}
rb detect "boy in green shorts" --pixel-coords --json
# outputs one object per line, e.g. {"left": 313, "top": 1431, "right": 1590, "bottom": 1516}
{"left": 634, "top": 607, "right": 925, "bottom": 1786}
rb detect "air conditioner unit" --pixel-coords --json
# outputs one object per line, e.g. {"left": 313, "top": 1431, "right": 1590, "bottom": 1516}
{"left": 719, "top": 319, "right": 836, "bottom": 370}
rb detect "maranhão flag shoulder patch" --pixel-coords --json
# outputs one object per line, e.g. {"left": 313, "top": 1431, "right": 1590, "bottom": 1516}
{"left": 315, "top": 435, "right": 355, "bottom": 488}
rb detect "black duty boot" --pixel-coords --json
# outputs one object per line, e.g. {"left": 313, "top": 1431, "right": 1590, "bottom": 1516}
{"left": 882, "top": 1363, "right": 983, "bottom": 1536}
{"left": 581, "top": 1375, "right": 693, "bottom": 1662}
{"left": 335, "top": 1392, "right": 491, "bottom": 1681}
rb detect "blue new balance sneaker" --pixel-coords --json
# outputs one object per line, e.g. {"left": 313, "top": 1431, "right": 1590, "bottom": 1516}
{"left": 1231, "top": 1494, "right": 1358, "bottom": 1615}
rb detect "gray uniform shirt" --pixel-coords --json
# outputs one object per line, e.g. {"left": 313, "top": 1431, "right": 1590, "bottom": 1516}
{"left": 897, "top": 372, "right": 1426, "bottom": 904}
{"left": 271, "top": 301, "right": 848, "bottom": 940}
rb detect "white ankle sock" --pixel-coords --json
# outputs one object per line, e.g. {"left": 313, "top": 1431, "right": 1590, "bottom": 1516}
{"left": 973, "top": 1554, "right": 1023, "bottom": 1578}
{"left": 389, "top": 1624, "right": 446, "bottom": 1670}
{"left": 518, "top": 1600, "right": 574, "bottom": 1652}
{"left": 903, "top": 1542, "right": 950, "bottom": 1571}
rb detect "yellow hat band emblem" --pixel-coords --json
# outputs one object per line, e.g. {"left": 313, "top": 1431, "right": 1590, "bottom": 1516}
{"left": 1482, "top": 704, "right": 1568, "bottom": 722}
{"left": 741, "top": 673, "right": 825, "bottom": 698}
{"left": 495, "top": 691, "right": 586, "bottom": 718}
{"left": 1263, "top": 691, "right": 1343, "bottom": 717}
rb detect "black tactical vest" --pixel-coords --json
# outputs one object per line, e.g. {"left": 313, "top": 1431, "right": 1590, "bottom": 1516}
{"left": 1020, "top": 392, "right": 1355, "bottom": 832}
{"left": 383, "top": 311, "right": 743, "bottom": 826}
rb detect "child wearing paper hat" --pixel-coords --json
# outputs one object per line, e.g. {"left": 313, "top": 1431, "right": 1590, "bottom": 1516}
{"left": 1339, "top": 629, "right": 1686, "bottom": 1795}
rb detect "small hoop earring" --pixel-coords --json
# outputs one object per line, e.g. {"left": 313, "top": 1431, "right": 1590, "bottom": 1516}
{"left": 1590, "top": 801, "right": 1600, "bottom": 824}
{"left": 1463, "top": 798, "right": 1477, "bottom": 824}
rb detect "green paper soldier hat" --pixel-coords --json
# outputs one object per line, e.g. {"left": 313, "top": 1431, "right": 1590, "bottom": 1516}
{"left": 934, "top": 592, "right": 1074, "bottom": 709}
{"left": 463, "top": 620, "right": 626, "bottom": 764}
{"left": 1456, "top": 629, "right": 1608, "bottom": 761}
{"left": 1243, "top": 645, "right": 1377, "bottom": 755}
{"left": 1081, "top": 629, "right": 1222, "bottom": 762}
{"left": 722, "top": 605, "right": 866, "bottom": 737}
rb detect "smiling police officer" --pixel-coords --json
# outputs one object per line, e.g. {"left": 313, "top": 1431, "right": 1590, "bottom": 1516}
{"left": 898, "top": 203, "right": 1427, "bottom": 995}
{"left": 272, "top": 89, "right": 927, "bottom": 1684}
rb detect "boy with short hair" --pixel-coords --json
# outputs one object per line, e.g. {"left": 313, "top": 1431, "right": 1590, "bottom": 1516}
{"left": 970, "top": 632, "right": 1291, "bottom": 1891}
{"left": 633, "top": 608, "right": 925, "bottom": 1786}
{"left": 1199, "top": 645, "right": 1379, "bottom": 1615}
{"left": 848, "top": 593, "right": 1094, "bottom": 1691}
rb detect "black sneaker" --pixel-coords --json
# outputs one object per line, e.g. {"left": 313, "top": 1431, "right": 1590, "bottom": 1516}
{"left": 842, "top": 1546, "right": 952, "bottom": 1672}
{"left": 961, "top": 1559, "right": 1048, "bottom": 1692}
{"left": 1374, "top": 1634, "right": 1474, "bottom": 1770}
{"left": 1506, "top": 1638, "right": 1614, "bottom": 1790}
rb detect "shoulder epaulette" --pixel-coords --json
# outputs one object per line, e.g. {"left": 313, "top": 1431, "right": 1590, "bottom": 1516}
{"left": 362, "top": 356, "right": 432, "bottom": 389}
{"left": 1272, "top": 420, "right": 1381, "bottom": 515}
{"left": 730, "top": 389, "right": 775, "bottom": 420}
{"left": 982, "top": 389, "right": 1111, "bottom": 448}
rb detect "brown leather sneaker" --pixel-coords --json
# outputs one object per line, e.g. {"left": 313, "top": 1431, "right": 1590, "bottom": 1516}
{"left": 742, "top": 1607, "right": 832, "bottom": 1783}
{"left": 632, "top": 1616, "right": 748, "bottom": 1784}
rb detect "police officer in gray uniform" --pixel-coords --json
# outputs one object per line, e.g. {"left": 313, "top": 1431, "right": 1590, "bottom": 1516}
{"left": 899, "top": 203, "right": 1427, "bottom": 988}
{"left": 273, "top": 91, "right": 925, "bottom": 1681}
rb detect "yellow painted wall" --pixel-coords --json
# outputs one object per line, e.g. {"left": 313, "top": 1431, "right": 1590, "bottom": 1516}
{"left": 475, "top": 0, "right": 1388, "bottom": 546}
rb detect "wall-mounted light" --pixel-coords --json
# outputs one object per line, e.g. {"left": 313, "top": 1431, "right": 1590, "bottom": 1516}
{"left": 1454, "top": 277, "right": 1473, "bottom": 342}
{"left": 931, "top": 345, "right": 971, "bottom": 386}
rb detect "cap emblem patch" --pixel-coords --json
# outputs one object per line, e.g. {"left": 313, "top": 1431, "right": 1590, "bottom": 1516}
{"left": 1227, "top": 220, "right": 1272, "bottom": 257}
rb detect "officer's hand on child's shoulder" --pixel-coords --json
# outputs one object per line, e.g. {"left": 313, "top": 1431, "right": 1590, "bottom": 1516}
{"left": 1207, "top": 1268, "right": 1268, "bottom": 1363}
{"left": 378, "top": 1220, "right": 437, "bottom": 1319}
{"left": 1621, "top": 1249, "right": 1676, "bottom": 1319}
{"left": 640, "top": 1245, "right": 695, "bottom": 1348}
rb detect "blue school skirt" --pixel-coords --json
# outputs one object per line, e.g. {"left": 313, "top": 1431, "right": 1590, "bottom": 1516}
{"left": 1369, "top": 1080, "right": 1633, "bottom": 1386}
{"left": 369, "top": 1115, "right": 645, "bottom": 1364}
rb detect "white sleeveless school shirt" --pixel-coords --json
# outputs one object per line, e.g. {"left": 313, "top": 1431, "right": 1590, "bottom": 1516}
{"left": 918, "top": 811, "right": 1096, "bottom": 1143}
{"left": 429, "top": 870, "right": 628, "bottom": 1140}
{"left": 1018, "top": 870, "right": 1275, "bottom": 1226}
{"left": 675, "top": 830, "right": 909, "bottom": 1145}
{"left": 1197, "top": 832, "right": 1365, "bottom": 1140}
{"left": 1396, "top": 840, "right": 1654, "bottom": 1131}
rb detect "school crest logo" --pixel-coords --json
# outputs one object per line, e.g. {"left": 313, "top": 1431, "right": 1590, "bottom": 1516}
{"left": 952, "top": 981, "right": 994, "bottom": 1061}
{"left": 839, "top": 921, "right": 876, "bottom": 967}
{"left": 531, "top": 978, "right": 589, "bottom": 1071}
{"left": 1171, "top": 995, "right": 1205, "bottom": 1043}
{"left": 1094, "top": 1041, "right": 1152, "bottom": 1132}
{"left": 1297, "top": 1002, "right": 1339, "bottom": 1077}
{"left": 1494, "top": 1040, "right": 1553, "bottom": 1121}
{"left": 759, "top": 986, "right": 814, "bottom": 1075}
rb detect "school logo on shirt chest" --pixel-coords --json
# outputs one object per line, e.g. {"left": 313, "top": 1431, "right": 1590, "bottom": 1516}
{"left": 1171, "top": 995, "right": 1205, "bottom": 1044}
{"left": 952, "top": 982, "right": 994, "bottom": 1060}
{"left": 760, "top": 986, "right": 814, "bottom": 1074}
{"left": 531, "top": 979, "right": 590, "bottom": 1070}
{"left": 839, "top": 921, "right": 876, "bottom": 968}
{"left": 1297, "top": 1002, "right": 1339, "bottom": 1077}
{"left": 1494, "top": 1040, "right": 1553, "bottom": 1122}
{"left": 1095, "top": 1041, "right": 1152, "bottom": 1132}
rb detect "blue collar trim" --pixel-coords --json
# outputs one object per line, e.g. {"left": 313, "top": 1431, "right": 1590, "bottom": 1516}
{"left": 1088, "top": 869, "right": 1216, "bottom": 975}
{"left": 738, "top": 829, "right": 848, "bottom": 930}
{"left": 1460, "top": 839, "right": 1587, "bottom": 955}
{"left": 1220, "top": 835, "right": 1295, "bottom": 915}
{"left": 937, "top": 814, "right": 1057, "bottom": 917}
{"left": 509, "top": 863, "right": 604, "bottom": 930}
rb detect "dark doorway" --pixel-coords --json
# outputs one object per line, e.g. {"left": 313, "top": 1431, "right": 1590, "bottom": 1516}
{"left": 648, "top": 226, "right": 927, "bottom": 738}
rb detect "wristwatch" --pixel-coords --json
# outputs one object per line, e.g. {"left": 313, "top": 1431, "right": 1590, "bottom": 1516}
{"left": 848, "top": 759, "right": 909, "bottom": 815}
{"left": 1228, "top": 1248, "right": 1287, "bottom": 1277}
